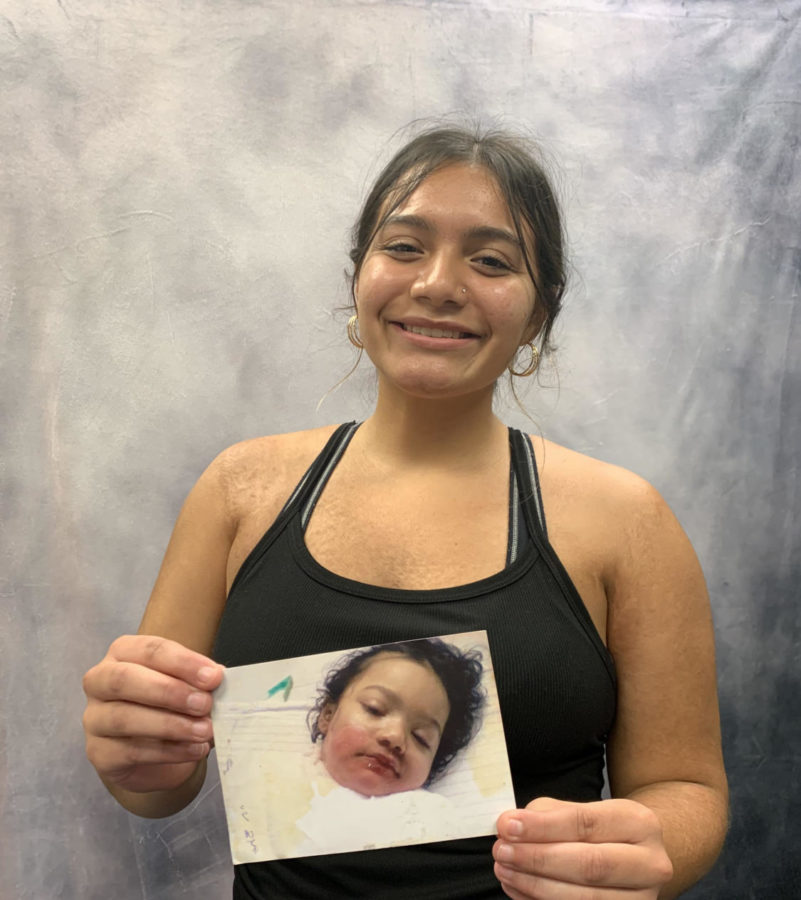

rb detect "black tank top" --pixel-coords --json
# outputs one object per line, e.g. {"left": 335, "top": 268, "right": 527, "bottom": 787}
{"left": 213, "top": 424, "right": 616, "bottom": 900}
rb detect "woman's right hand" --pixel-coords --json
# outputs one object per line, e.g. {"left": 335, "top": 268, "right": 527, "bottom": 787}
{"left": 82, "top": 634, "right": 225, "bottom": 795}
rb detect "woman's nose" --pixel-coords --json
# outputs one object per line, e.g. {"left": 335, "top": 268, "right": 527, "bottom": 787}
{"left": 410, "top": 251, "right": 464, "bottom": 307}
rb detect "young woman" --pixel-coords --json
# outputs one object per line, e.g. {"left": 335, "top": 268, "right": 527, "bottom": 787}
{"left": 82, "top": 125, "right": 728, "bottom": 899}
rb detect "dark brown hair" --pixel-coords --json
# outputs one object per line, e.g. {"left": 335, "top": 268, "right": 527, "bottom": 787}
{"left": 348, "top": 124, "right": 567, "bottom": 354}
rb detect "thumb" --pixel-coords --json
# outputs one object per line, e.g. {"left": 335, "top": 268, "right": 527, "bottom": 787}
{"left": 525, "top": 796, "right": 568, "bottom": 813}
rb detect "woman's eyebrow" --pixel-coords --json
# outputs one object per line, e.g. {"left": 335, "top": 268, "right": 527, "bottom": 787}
{"left": 380, "top": 213, "right": 431, "bottom": 232}
{"left": 363, "top": 684, "right": 443, "bottom": 734}
{"left": 466, "top": 225, "right": 522, "bottom": 250}
{"left": 380, "top": 215, "right": 521, "bottom": 250}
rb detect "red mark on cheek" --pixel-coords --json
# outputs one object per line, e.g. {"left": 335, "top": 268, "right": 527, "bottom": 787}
{"left": 321, "top": 725, "right": 372, "bottom": 767}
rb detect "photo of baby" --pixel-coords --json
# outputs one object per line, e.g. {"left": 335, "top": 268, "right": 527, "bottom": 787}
{"left": 212, "top": 632, "right": 515, "bottom": 864}
{"left": 310, "top": 637, "right": 485, "bottom": 797}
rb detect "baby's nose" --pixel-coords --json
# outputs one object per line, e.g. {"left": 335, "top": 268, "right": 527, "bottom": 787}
{"left": 377, "top": 719, "right": 406, "bottom": 753}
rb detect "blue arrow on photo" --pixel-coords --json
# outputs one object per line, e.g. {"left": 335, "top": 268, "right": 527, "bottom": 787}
{"left": 267, "top": 675, "right": 293, "bottom": 701}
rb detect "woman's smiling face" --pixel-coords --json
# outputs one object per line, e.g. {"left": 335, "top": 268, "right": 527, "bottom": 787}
{"left": 318, "top": 653, "right": 451, "bottom": 796}
{"left": 354, "top": 163, "right": 540, "bottom": 401}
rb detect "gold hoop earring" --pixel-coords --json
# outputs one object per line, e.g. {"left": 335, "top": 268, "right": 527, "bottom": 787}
{"left": 508, "top": 342, "right": 540, "bottom": 377}
{"left": 347, "top": 314, "right": 363, "bottom": 349}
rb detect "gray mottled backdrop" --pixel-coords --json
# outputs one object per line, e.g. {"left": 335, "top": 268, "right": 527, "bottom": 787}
{"left": 2, "top": 1, "right": 799, "bottom": 898}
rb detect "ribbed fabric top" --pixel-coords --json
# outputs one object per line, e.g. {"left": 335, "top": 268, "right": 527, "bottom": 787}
{"left": 213, "top": 424, "right": 616, "bottom": 900}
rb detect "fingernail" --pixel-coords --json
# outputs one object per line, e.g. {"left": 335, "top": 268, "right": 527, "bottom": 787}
{"left": 187, "top": 692, "right": 206, "bottom": 713}
{"left": 197, "top": 666, "right": 218, "bottom": 684}
{"left": 494, "top": 863, "right": 513, "bottom": 881}
{"left": 507, "top": 817, "right": 523, "bottom": 838}
{"left": 191, "top": 719, "right": 210, "bottom": 738}
{"left": 495, "top": 842, "right": 514, "bottom": 862}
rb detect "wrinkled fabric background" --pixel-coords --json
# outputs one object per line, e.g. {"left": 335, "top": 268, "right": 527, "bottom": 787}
{"left": 2, "top": 1, "right": 799, "bottom": 897}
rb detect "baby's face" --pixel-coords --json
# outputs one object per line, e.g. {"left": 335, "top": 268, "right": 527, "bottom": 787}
{"left": 318, "top": 653, "right": 450, "bottom": 797}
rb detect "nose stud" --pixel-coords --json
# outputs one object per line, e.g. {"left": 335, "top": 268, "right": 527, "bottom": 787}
{"left": 461, "top": 288, "right": 467, "bottom": 295}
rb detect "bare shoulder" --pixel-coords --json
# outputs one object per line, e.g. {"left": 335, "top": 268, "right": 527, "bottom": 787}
{"left": 528, "top": 434, "right": 697, "bottom": 623}
{"left": 530, "top": 434, "right": 686, "bottom": 563}
{"left": 139, "top": 425, "right": 344, "bottom": 648}
{"left": 212, "top": 425, "right": 342, "bottom": 587}
{"left": 213, "top": 425, "right": 341, "bottom": 517}
{"left": 532, "top": 434, "right": 667, "bottom": 515}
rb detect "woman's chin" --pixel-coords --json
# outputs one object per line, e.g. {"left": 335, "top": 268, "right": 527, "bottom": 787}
{"left": 377, "top": 368, "right": 496, "bottom": 402}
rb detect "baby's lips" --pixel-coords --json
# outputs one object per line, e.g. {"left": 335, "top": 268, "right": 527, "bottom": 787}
{"left": 364, "top": 753, "right": 399, "bottom": 777}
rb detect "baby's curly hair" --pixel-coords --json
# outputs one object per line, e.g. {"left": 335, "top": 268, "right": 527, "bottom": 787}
{"left": 308, "top": 637, "right": 485, "bottom": 786}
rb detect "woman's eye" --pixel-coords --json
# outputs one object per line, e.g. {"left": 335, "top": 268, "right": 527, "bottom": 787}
{"left": 384, "top": 242, "right": 420, "bottom": 255}
{"left": 413, "top": 733, "right": 431, "bottom": 750}
{"left": 363, "top": 704, "right": 384, "bottom": 717}
{"left": 475, "top": 255, "right": 510, "bottom": 271}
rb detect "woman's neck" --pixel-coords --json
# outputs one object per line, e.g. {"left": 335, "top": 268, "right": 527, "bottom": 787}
{"left": 356, "top": 382, "right": 508, "bottom": 471}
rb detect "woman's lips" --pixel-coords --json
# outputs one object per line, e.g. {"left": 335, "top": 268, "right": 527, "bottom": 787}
{"left": 391, "top": 321, "right": 479, "bottom": 347}
{"left": 399, "top": 322, "right": 476, "bottom": 339}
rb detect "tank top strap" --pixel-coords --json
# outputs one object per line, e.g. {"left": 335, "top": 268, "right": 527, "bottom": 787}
{"left": 508, "top": 427, "right": 548, "bottom": 542}
{"left": 226, "top": 423, "right": 360, "bottom": 597}
{"left": 297, "top": 421, "right": 360, "bottom": 530}
{"left": 289, "top": 424, "right": 542, "bottom": 565}
{"left": 506, "top": 462, "right": 522, "bottom": 566}
{"left": 268, "top": 422, "right": 360, "bottom": 527}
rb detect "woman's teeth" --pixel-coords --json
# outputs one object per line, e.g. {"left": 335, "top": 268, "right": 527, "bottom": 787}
{"left": 402, "top": 324, "right": 470, "bottom": 339}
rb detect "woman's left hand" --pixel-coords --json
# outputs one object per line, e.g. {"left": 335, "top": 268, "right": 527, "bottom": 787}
{"left": 493, "top": 797, "right": 673, "bottom": 899}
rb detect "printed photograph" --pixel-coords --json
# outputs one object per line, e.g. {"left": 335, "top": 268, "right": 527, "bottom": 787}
{"left": 211, "top": 631, "right": 515, "bottom": 863}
